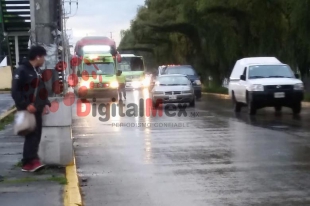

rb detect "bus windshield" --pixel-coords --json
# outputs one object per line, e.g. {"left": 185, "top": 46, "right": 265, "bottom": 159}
{"left": 82, "top": 62, "right": 115, "bottom": 75}
{"left": 119, "top": 57, "right": 144, "bottom": 71}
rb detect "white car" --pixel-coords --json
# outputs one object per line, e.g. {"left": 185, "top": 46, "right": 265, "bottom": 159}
{"left": 151, "top": 74, "right": 195, "bottom": 108}
{"left": 228, "top": 57, "right": 304, "bottom": 115}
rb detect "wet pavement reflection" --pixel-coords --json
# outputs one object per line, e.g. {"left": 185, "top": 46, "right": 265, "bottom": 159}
{"left": 72, "top": 90, "right": 310, "bottom": 206}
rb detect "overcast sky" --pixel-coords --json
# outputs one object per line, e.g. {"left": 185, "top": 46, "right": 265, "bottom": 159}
{"left": 65, "top": 0, "right": 145, "bottom": 47}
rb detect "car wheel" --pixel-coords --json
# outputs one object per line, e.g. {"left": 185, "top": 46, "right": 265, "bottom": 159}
{"left": 112, "top": 96, "right": 118, "bottom": 102}
{"left": 152, "top": 101, "right": 159, "bottom": 108}
{"left": 189, "top": 98, "right": 195, "bottom": 107}
{"left": 275, "top": 106, "right": 282, "bottom": 112}
{"left": 196, "top": 93, "right": 202, "bottom": 100}
{"left": 247, "top": 95, "right": 256, "bottom": 115}
{"left": 292, "top": 102, "right": 301, "bottom": 114}
{"left": 232, "top": 93, "right": 242, "bottom": 112}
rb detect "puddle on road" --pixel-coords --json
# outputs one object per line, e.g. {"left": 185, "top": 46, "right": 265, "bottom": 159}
{"left": 270, "top": 125, "right": 289, "bottom": 129}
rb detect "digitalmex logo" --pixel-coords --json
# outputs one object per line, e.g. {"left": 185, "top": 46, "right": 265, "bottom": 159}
{"left": 75, "top": 98, "right": 199, "bottom": 122}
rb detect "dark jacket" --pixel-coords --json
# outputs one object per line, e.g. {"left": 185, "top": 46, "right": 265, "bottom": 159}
{"left": 11, "top": 61, "right": 51, "bottom": 112}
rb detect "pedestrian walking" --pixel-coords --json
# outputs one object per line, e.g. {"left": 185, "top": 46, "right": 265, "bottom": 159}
{"left": 116, "top": 70, "right": 126, "bottom": 100}
{"left": 11, "top": 46, "right": 51, "bottom": 172}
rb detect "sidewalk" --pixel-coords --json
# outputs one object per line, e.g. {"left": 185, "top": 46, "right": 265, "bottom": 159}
{"left": 0, "top": 109, "right": 66, "bottom": 206}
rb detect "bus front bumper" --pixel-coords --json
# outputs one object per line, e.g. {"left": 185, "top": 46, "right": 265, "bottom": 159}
{"left": 76, "top": 87, "right": 118, "bottom": 99}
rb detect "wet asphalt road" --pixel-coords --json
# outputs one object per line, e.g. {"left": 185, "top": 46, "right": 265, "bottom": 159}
{"left": 73, "top": 89, "right": 310, "bottom": 206}
{"left": 0, "top": 94, "right": 14, "bottom": 114}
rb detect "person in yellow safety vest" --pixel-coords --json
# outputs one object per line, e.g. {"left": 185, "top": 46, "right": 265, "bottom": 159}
{"left": 116, "top": 70, "right": 126, "bottom": 100}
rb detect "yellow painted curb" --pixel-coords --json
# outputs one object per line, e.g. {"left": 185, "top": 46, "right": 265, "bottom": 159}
{"left": 202, "top": 92, "right": 230, "bottom": 99}
{"left": 64, "top": 157, "right": 83, "bottom": 206}
{"left": 0, "top": 107, "right": 16, "bottom": 121}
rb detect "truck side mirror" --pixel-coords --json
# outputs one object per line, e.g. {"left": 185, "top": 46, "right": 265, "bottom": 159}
{"left": 240, "top": 75, "right": 246, "bottom": 81}
{"left": 295, "top": 73, "right": 299, "bottom": 78}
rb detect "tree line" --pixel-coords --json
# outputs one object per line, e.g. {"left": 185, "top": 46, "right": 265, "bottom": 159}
{"left": 118, "top": 0, "right": 310, "bottom": 86}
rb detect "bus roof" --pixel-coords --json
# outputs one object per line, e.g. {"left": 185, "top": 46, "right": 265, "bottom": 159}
{"left": 120, "top": 54, "right": 135, "bottom": 57}
{"left": 84, "top": 53, "right": 112, "bottom": 57}
{"left": 76, "top": 36, "right": 115, "bottom": 46}
{"left": 75, "top": 36, "right": 117, "bottom": 55}
{"left": 120, "top": 54, "right": 143, "bottom": 58}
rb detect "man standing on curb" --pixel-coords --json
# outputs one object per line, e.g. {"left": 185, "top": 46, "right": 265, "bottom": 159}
{"left": 11, "top": 46, "right": 51, "bottom": 172}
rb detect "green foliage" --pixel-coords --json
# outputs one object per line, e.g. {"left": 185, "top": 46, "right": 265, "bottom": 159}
{"left": 203, "top": 86, "right": 228, "bottom": 94}
{"left": 0, "top": 112, "right": 15, "bottom": 131}
{"left": 305, "top": 93, "right": 310, "bottom": 102}
{"left": 119, "top": 0, "right": 310, "bottom": 86}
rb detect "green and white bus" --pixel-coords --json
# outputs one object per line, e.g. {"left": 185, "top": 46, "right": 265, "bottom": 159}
{"left": 74, "top": 45, "right": 119, "bottom": 100}
{"left": 118, "top": 54, "right": 148, "bottom": 89}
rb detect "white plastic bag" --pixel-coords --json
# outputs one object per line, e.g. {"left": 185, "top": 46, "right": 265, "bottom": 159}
{"left": 13, "top": 111, "right": 36, "bottom": 136}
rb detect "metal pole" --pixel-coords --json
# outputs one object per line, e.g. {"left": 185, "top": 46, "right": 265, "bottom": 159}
{"left": 29, "top": 0, "right": 36, "bottom": 45}
{"left": 31, "top": 0, "right": 58, "bottom": 95}
{"left": 14, "top": 36, "right": 19, "bottom": 67}
{"left": 61, "top": 1, "right": 66, "bottom": 94}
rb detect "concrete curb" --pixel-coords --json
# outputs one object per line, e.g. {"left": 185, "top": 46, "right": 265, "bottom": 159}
{"left": 0, "top": 107, "right": 16, "bottom": 121}
{"left": 0, "top": 91, "right": 11, "bottom": 94}
{"left": 64, "top": 157, "right": 83, "bottom": 206}
{"left": 202, "top": 92, "right": 310, "bottom": 106}
{"left": 202, "top": 92, "right": 230, "bottom": 99}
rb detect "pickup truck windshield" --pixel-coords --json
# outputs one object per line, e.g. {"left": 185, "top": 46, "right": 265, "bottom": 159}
{"left": 248, "top": 65, "right": 294, "bottom": 79}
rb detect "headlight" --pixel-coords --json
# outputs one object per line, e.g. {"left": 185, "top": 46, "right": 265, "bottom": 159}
{"left": 132, "top": 81, "right": 140, "bottom": 88}
{"left": 110, "top": 81, "right": 119, "bottom": 88}
{"left": 153, "top": 91, "right": 163, "bottom": 94}
{"left": 294, "top": 83, "right": 304, "bottom": 90}
{"left": 143, "top": 79, "right": 150, "bottom": 86}
{"left": 182, "top": 90, "right": 192, "bottom": 94}
{"left": 194, "top": 80, "right": 201, "bottom": 85}
{"left": 250, "top": 84, "right": 264, "bottom": 91}
{"left": 80, "top": 81, "right": 90, "bottom": 88}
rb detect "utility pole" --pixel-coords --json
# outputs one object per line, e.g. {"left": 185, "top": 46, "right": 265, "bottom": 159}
{"left": 30, "top": 0, "right": 62, "bottom": 96}
{"left": 62, "top": 0, "right": 78, "bottom": 92}
{"left": 30, "top": 0, "right": 58, "bottom": 50}
{"left": 29, "top": 0, "right": 76, "bottom": 170}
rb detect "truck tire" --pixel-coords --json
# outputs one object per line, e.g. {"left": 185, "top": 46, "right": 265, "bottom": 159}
{"left": 232, "top": 92, "right": 242, "bottom": 112}
{"left": 247, "top": 93, "right": 256, "bottom": 115}
{"left": 189, "top": 98, "right": 195, "bottom": 107}
{"left": 292, "top": 102, "right": 301, "bottom": 114}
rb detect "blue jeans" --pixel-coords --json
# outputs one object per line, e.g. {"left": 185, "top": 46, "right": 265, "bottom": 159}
{"left": 118, "top": 84, "right": 126, "bottom": 100}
